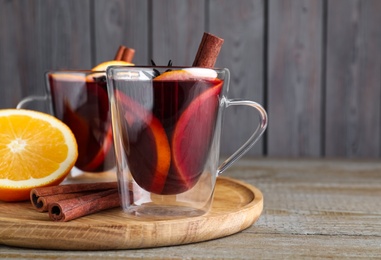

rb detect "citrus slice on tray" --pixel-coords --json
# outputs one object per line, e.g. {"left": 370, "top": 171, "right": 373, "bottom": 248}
{"left": 0, "top": 109, "right": 78, "bottom": 202}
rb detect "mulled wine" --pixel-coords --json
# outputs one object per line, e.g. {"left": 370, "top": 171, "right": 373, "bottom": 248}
{"left": 48, "top": 72, "right": 114, "bottom": 172}
{"left": 113, "top": 74, "right": 223, "bottom": 194}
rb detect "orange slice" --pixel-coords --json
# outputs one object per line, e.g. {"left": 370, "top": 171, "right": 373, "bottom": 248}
{"left": 0, "top": 109, "right": 78, "bottom": 201}
{"left": 89, "top": 60, "right": 134, "bottom": 81}
{"left": 154, "top": 68, "right": 218, "bottom": 81}
{"left": 115, "top": 91, "right": 171, "bottom": 194}
{"left": 171, "top": 78, "right": 223, "bottom": 192}
{"left": 80, "top": 125, "right": 114, "bottom": 172}
{"left": 91, "top": 60, "right": 134, "bottom": 72}
{"left": 60, "top": 79, "right": 112, "bottom": 172}
{"left": 154, "top": 70, "right": 194, "bottom": 80}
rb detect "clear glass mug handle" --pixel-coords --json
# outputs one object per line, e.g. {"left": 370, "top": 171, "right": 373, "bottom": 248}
{"left": 16, "top": 95, "right": 49, "bottom": 110}
{"left": 217, "top": 98, "right": 268, "bottom": 175}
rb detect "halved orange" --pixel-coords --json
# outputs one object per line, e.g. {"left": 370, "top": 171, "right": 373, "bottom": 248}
{"left": 0, "top": 109, "right": 78, "bottom": 201}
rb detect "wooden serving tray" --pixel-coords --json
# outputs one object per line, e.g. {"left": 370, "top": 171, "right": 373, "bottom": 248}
{"left": 0, "top": 176, "right": 263, "bottom": 250}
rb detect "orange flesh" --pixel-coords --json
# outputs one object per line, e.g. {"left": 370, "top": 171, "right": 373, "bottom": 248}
{"left": 0, "top": 109, "right": 78, "bottom": 202}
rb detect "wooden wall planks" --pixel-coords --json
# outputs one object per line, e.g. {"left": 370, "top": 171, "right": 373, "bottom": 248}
{"left": 210, "top": 0, "right": 265, "bottom": 156}
{"left": 268, "top": 0, "right": 323, "bottom": 157}
{"left": 94, "top": 0, "right": 149, "bottom": 66}
{"left": 0, "top": 0, "right": 380, "bottom": 158}
{"left": 325, "top": 0, "right": 381, "bottom": 158}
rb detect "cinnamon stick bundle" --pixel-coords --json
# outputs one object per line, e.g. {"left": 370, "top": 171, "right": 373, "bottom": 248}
{"left": 30, "top": 182, "right": 118, "bottom": 212}
{"left": 30, "top": 181, "right": 138, "bottom": 222}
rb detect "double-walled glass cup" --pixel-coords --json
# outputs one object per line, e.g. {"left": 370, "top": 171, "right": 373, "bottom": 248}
{"left": 17, "top": 71, "right": 115, "bottom": 176}
{"left": 107, "top": 66, "right": 267, "bottom": 219}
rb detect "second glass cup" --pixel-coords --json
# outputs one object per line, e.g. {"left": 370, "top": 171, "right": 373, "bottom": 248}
{"left": 17, "top": 71, "right": 115, "bottom": 175}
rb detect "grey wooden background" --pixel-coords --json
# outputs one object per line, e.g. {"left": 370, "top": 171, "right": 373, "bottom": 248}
{"left": 0, "top": 0, "right": 380, "bottom": 158}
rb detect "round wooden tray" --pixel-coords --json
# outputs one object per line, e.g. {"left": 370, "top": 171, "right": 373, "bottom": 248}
{"left": 0, "top": 176, "right": 263, "bottom": 250}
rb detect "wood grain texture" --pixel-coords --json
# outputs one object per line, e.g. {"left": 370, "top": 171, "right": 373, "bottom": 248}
{"left": 0, "top": 177, "right": 263, "bottom": 250}
{"left": 1, "top": 158, "right": 381, "bottom": 258}
{"left": 1, "top": 0, "right": 381, "bottom": 157}
{"left": 93, "top": 0, "right": 149, "bottom": 66}
{"left": 268, "top": 0, "right": 323, "bottom": 157}
{"left": 0, "top": 0, "right": 92, "bottom": 111}
{"left": 209, "top": 0, "right": 265, "bottom": 156}
{"left": 325, "top": 0, "right": 381, "bottom": 158}
{"left": 151, "top": 0, "right": 205, "bottom": 66}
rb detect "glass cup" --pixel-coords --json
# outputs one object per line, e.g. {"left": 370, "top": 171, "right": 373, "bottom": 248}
{"left": 106, "top": 66, "right": 268, "bottom": 219}
{"left": 17, "top": 70, "right": 115, "bottom": 176}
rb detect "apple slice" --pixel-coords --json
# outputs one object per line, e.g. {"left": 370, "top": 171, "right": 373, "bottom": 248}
{"left": 115, "top": 91, "right": 171, "bottom": 194}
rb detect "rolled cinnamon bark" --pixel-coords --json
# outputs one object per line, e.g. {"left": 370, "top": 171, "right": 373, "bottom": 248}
{"left": 114, "top": 45, "right": 127, "bottom": 60}
{"left": 48, "top": 189, "right": 120, "bottom": 222}
{"left": 30, "top": 182, "right": 118, "bottom": 212}
{"left": 121, "top": 47, "right": 135, "bottom": 63}
{"left": 192, "top": 32, "right": 224, "bottom": 68}
{"left": 114, "top": 45, "right": 135, "bottom": 62}
{"left": 32, "top": 191, "right": 93, "bottom": 212}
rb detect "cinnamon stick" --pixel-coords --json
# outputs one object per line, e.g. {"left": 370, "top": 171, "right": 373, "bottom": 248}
{"left": 192, "top": 32, "right": 224, "bottom": 68}
{"left": 30, "top": 182, "right": 118, "bottom": 212}
{"left": 32, "top": 191, "right": 94, "bottom": 212}
{"left": 114, "top": 45, "right": 126, "bottom": 60}
{"left": 48, "top": 189, "right": 120, "bottom": 222}
{"left": 121, "top": 47, "right": 135, "bottom": 63}
{"left": 114, "top": 45, "right": 135, "bottom": 63}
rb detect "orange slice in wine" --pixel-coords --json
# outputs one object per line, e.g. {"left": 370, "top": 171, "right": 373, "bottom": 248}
{"left": 115, "top": 91, "right": 171, "bottom": 194}
{"left": 171, "top": 78, "right": 223, "bottom": 192}
{"left": 52, "top": 71, "right": 113, "bottom": 172}
{"left": 80, "top": 125, "right": 114, "bottom": 172}
{"left": 91, "top": 60, "right": 134, "bottom": 71}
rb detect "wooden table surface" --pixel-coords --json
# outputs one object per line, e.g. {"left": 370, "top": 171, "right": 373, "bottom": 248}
{"left": 1, "top": 158, "right": 381, "bottom": 259}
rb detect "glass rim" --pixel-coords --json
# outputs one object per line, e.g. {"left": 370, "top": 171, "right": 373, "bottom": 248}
{"left": 46, "top": 66, "right": 227, "bottom": 74}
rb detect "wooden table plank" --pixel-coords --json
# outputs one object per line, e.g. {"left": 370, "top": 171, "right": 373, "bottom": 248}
{"left": 1, "top": 158, "right": 380, "bottom": 258}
